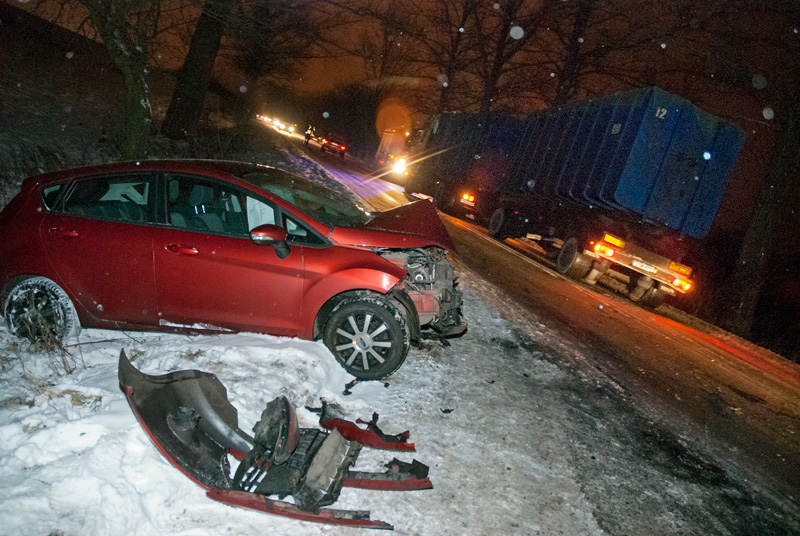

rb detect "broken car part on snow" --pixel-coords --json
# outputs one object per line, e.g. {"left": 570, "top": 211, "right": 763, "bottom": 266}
{"left": 118, "top": 351, "right": 432, "bottom": 530}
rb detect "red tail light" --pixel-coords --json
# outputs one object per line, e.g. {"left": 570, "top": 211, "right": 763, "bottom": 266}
{"left": 593, "top": 243, "right": 615, "bottom": 257}
{"left": 672, "top": 278, "right": 692, "bottom": 291}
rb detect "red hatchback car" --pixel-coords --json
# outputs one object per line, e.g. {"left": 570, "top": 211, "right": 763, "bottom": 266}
{"left": 0, "top": 160, "right": 465, "bottom": 379}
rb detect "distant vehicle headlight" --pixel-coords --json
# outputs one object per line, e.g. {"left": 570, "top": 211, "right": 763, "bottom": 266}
{"left": 393, "top": 158, "right": 406, "bottom": 174}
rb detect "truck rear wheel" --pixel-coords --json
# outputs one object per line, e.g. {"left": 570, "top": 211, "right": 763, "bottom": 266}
{"left": 642, "top": 288, "right": 667, "bottom": 308}
{"left": 636, "top": 286, "right": 667, "bottom": 308}
{"left": 488, "top": 208, "right": 509, "bottom": 239}
{"left": 556, "top": 238, "right": 592, "bottom": 279}
{"left": 433, "top": 182, "right": 453, "bottom": 213}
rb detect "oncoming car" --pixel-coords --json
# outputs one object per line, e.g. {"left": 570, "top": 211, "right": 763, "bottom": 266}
{"left": 0, "top": 160, "right": 466, "bottom": 380}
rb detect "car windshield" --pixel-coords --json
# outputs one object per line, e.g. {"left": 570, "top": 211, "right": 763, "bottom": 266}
{"left": 241, "top": 168, "right": 372, "bottom": 228}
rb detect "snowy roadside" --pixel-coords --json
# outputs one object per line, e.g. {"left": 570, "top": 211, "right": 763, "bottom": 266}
{"left": 1, "top": 263, "right": 794, "bottom": 535}
{"left": 0, "top": 280, "right": 600, "bottom": 536}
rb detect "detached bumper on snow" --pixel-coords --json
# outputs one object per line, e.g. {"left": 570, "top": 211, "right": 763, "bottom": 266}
{"left": 118, "top": 351, "right": 431, "bottom": 530}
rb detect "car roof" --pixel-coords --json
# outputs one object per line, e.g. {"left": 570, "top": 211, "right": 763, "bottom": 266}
{"left": 28, "top": 159, "right": 265, "bottom": 185}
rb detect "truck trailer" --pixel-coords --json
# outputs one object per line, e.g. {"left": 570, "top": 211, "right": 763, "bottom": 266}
{"left": 410, "top": 87, "right": 745, "bottom": 306}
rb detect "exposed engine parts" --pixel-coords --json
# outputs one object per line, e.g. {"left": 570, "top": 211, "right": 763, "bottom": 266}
{"left": 378, "top": 247, "right": 466, "bottom": 337}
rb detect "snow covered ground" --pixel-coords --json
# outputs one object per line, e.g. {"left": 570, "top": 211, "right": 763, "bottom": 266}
{"left": 2, "top": 266, "right": 795, "bottom": 536}
{"left": 0, "top": 276, "right": 587, "bottom": 536}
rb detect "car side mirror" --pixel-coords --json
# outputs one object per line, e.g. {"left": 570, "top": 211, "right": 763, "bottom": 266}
{"left": 250, "top": 224, "right": 290, "bottom": 259}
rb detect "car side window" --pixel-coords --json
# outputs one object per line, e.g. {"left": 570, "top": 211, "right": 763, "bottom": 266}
{"left": 41, "top": 184, "right": 65, "bottom": 210}
{"left": 284, "top": 214, "right": 326, "bottom": 246}
{"left": 61, "top": 174, "right": 154, "bottom": 223}
{"left": 166, "top": 174, "right": 274, "bottom": 236}
{"left": 246, "top": 196, "right": 276, "bottom": 229}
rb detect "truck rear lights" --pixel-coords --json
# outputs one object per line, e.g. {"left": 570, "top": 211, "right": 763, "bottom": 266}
{"left": 459, "top": 193, "right": 475, "bottom": 208}
{"left": 593, "top": 243, "right": 615, "bottom": 257}
{"left": 602, "top": 233, "right": 626, "bottom": 248}
{"left": 672, "top": 278, "right": 692, "bottom": 291}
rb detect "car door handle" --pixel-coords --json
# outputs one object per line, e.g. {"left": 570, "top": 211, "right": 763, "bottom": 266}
{"left": 165, "top": 244, "right": 199, "bottom": 255}
{"left": 49, "top": 227, "right": 78, "bottom": 238}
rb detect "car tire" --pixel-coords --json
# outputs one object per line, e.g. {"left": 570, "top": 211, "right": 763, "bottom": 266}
{"left": 488, "top": 208, "right": 509, "bottom": 239}
{"left": 433, "top": 182, "right": 453, "bottom": 213}
{"left": 3, "top": 276, "right": 80, "bottom": 342}
{"left": 555, "top": 237, "right": 592, "bottom": 279}
{"left": 323, "top": 295, "right": 410, "bottom": 380}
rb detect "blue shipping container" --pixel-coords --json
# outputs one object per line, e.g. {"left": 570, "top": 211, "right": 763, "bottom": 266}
{"left": 516, "top": 87, "right": 745, "bottom": 239}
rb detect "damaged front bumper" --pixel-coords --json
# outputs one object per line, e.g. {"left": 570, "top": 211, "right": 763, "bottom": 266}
{"left": 118, "top": 351, "right": 431, "bottom": 530}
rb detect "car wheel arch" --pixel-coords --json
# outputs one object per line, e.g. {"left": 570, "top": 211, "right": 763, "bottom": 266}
{"left": 311, "top": 287, "right": 419, "bottom": 344}
{"left": 301, "top": 264, "right": 405, "bottom": 334}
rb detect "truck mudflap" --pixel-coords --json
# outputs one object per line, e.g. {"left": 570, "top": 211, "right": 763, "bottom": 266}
{"left": 118, "top": 351, "right": 432, "bottom": 530}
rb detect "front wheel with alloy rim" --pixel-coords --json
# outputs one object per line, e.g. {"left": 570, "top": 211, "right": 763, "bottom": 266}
{"left": 3, "top": 276, "right": 80, "bottom": 342}
{"left": 322, "top": 296, "right": 410, "bottom": 380}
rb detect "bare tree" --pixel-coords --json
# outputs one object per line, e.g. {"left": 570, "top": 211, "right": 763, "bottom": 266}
{"left": 464, "top": 0, "right": 557, "bottom": 115}
{"left": 230, "top": 0, "right": 320, "bottom": 84}
{"left": 312, "top": 0, "right": 423, "bottom": 100}
{"left": 45, "top": 0, "right": 171, "bottom": 158}
{"left": 534, "top": 0, "right": 695, "bottom": 105}
{"left": 706, "top": 1, "right": 800, "bottom": 337}
{"left": 161, "top": 0, "right": 233, "bottom": 138}
{"left": 401, "top": 0, "right": 478, "bottom": 115}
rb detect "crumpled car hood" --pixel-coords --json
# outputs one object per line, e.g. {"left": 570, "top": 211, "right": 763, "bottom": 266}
{"left": 329, "top": 200, "right": 456, "bottom": 251}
